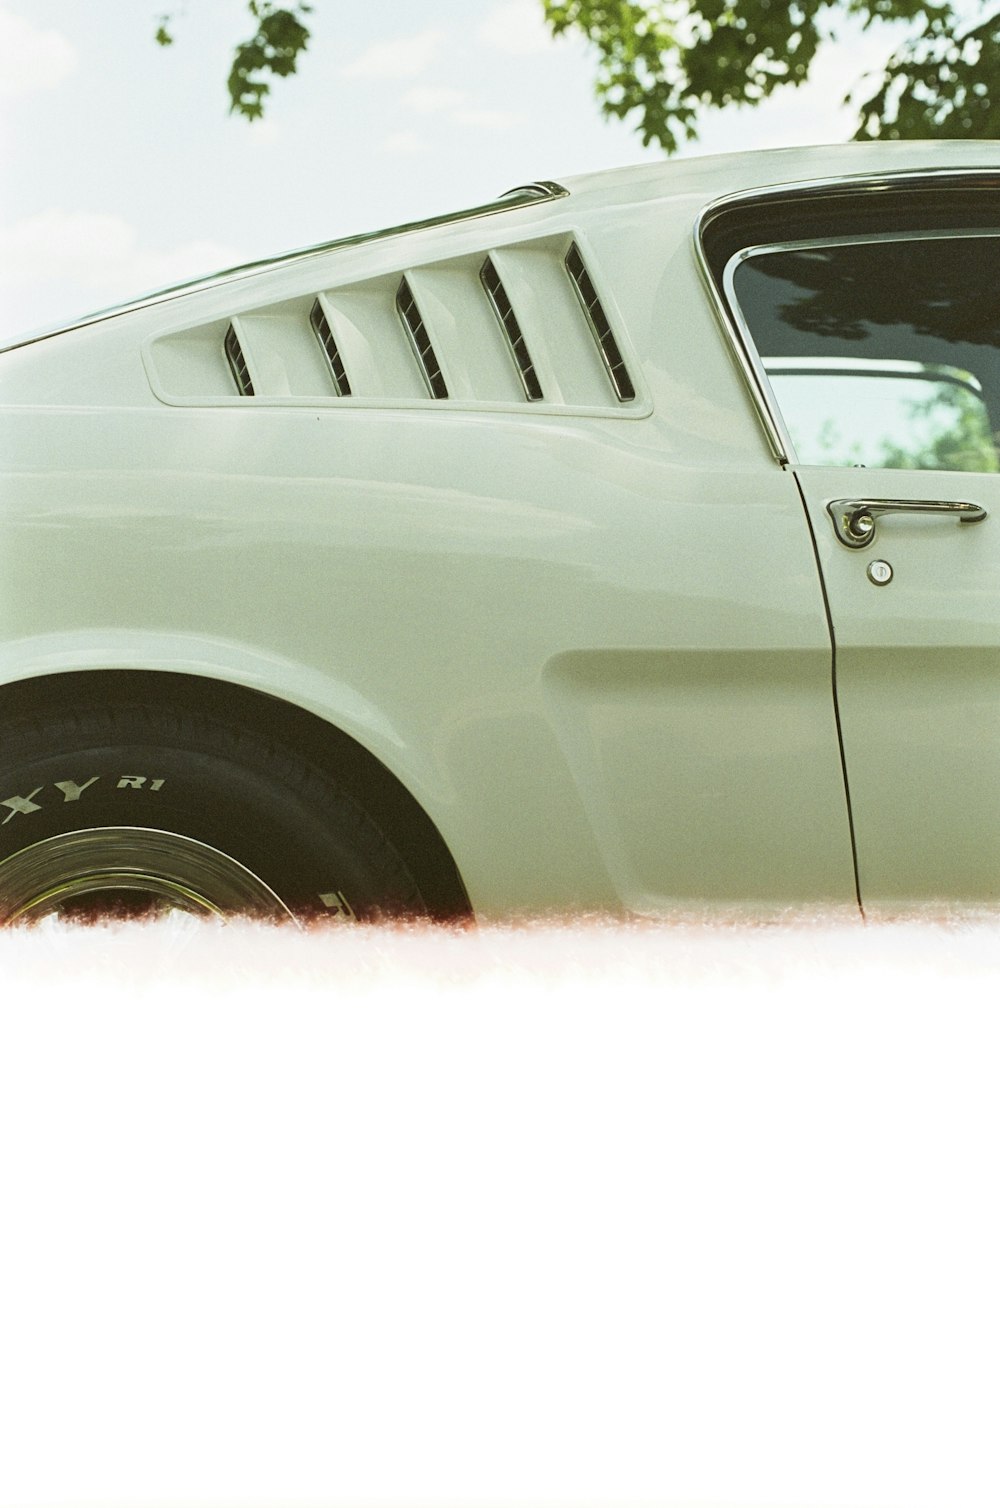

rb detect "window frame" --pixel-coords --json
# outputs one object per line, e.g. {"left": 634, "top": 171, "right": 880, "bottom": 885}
{"left": 695, "top": 168, "right": 1000, "bottom": 466}
{"left": 721, "top": 227, "right": 1000, "bottom": 470}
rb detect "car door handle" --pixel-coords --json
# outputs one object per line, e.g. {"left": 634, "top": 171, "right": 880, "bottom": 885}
{"left": 827, "top": 497, "right": 989, "bottom": 549}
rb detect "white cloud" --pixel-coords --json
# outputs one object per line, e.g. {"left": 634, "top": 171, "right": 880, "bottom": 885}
{"left": 400, "top": 89, "right": 519, "bottom": 133}
{"left": 402, "top": 86, "right": 467, "bottom": 114}
{"left": 380, "top": 131, "right": 427, "bottom": 155}
{"left": 342, "top": 29, "right": 445, "bottom": 80}
{"left": 0, "top": 210, "right": 243, "bottom": 325}
{"left": 454, "top": 108, "right": 522, "bottom": 131}
{"left": 0, "top": 6, "right": 77, "bottom": 100}
{"left": 479, "top": 0, "right": 553, "bottom": 56}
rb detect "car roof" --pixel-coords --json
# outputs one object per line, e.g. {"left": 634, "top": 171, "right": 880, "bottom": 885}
{"left": 558, "top": 138, "right": 1000, "bottom": 212}
{"left": 6, "top": 140, "right": 999, "bottom": 354}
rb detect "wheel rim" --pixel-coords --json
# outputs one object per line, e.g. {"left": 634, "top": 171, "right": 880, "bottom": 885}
{"left": 0, "top": 827, "right": 294, "bottom": 922}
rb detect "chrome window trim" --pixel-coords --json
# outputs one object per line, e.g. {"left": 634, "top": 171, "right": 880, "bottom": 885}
{"left": 722, "top": 228, "right": 1000, "bottom": 468}
{"left": 765, "top": 357, "right": 986, "bottom": 402}
{"left": 694, "top": 168, "right": 1000, "bottom": 466}
{"left": 498, "top": 181, "right": 567, "bottom": 202}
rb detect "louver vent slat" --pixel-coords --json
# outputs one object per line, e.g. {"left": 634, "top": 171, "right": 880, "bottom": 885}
{"left": 224, "top": 323, "right": 254, "bottom": 397}
{"left": 480, "top": 256, "right": 543, "bottom": 401}
{"left": 565, "top": 243, "right": 636, "bottom": 403}
{"left": 396, "top": 277, "right": 448, "bottom": 399}
{"left": 310, "top": 299, "right": 352, "bottom": 396}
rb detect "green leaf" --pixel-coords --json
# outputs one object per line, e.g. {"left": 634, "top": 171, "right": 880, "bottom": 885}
{"left": 541, "top": 0, "right": 1000, "bottom": 152}
{"left": 227, "top": 2, "right": 312, "bottom": 119}
{"left": 157, "top": 0, "right": 1000, "bottom": 144}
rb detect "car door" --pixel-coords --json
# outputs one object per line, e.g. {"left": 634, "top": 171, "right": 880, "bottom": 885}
{"left": 724, "top": 199, "right": 1000, "bottom": 909}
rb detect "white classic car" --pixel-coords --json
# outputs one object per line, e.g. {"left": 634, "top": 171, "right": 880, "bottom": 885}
{"left": 1, "top": 140, "right": 998, "bottom": 922}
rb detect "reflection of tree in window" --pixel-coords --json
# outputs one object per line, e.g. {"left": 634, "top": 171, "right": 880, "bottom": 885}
{"left": 812, "top": 415, "right": 864, "bottom": 467}
{"left": 875, "top": 381, "right": 1000, "bottom": 473}
{"left": 766, "top": 363, "right": 1000, "bottom": 472}
{"left": 736, "top": 233, "right": 1000, "bottom": 470}
{"left": 744, "top": 239, "right": 1000, "bottom": 348}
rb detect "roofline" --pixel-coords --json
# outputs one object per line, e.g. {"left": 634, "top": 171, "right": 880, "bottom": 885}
{"left": 1, "top": 180, "right": 569, "bottom": 355}
{"left": 696, "top": 163, "right": 1000, "bottom": 234}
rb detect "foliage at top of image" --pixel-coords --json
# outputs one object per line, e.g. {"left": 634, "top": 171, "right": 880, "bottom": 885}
{"left": 157, "top": 2, "right": 313, "bottom": 120}
{"left": 154, "top": 0, "right": 1000, "bottom": 148}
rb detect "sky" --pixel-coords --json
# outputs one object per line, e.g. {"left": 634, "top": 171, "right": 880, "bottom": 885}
{"left": 0, "top": 0, "right": 900, "bottom": 342}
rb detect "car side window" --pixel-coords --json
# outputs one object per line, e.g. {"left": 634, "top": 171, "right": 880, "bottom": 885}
{"left": 730, "top": 233, "right": 1000, "bottom": 473}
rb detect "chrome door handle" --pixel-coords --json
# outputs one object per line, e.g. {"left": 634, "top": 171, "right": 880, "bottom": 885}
{"left": 827, "top": 497, "right": 988, "bottom": 549}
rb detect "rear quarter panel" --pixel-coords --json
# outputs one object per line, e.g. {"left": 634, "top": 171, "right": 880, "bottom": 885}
{"left": 0, "top": 183, "right": 856, "bottom": 916}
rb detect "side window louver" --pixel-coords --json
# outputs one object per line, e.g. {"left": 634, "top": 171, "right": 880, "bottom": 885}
{"left": 480, "top": 256, "right": 543, "bottom": 401}
{"left": 396, "top": 276, "right": 448, "bottom": 399}
{"left": 224, "top": 322, "right": 254, "bottom": 397}
{"left": 310, "top": 299, "right": 352, "bottom": 396}
{"left": 565, "top": 242, "right": 636, "bottom": 403}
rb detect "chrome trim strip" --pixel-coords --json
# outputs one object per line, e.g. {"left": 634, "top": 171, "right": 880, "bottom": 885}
{"left": 2, "top": 181, "right": 570, "bottom": 353}
{"left": 693, "top": 167, "right": 1000, "bottom": 467}
{"left": 717, "top": 253, "right": 794, "bottom": 464}
{"left": 498, "top": 181, "right": 567, "bottom": 202}
{"left": 694, "top": 229, "right": 788, "bottom": 463}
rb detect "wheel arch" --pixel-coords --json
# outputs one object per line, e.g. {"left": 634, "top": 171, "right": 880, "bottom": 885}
{"left": 0, "top": 669, "right": 472, "bottom": 920}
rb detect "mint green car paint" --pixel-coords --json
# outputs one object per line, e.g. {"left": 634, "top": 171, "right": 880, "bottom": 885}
{"left": 797, "top": 464, "right": 1000, "bottom": 910}
{"left": 2, "top": 141, "right": 996, "bottom": 917}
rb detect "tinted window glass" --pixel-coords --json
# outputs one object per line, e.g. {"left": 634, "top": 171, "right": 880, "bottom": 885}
{"left": 733, "top": 234, "right": 1000, "bottom": 472}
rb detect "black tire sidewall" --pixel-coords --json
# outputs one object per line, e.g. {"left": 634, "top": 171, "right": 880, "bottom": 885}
{"left": 0, "top": 709, "right": 424, "bottom": 918}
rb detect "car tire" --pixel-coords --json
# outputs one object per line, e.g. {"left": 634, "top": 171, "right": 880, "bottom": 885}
{"left": 0, "top": 704, "right": 427, "bottom": 923}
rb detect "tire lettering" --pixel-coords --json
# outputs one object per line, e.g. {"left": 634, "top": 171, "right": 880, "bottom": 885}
{"left": 1, "top": 773, "right": 168, "bottom": 822}
{"left": 319, "top": 890, "right": 356, "bottom": 920}
{"left": 1, "top": 788, "right": 44, "bottom": 823}
{"left": 55, "top": 777, "right": 100, "bottom": 803}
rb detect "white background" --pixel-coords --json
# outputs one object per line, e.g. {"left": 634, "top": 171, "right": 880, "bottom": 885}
{"left": 2, "top": 915, "right": 1000, "bottom": 1507}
